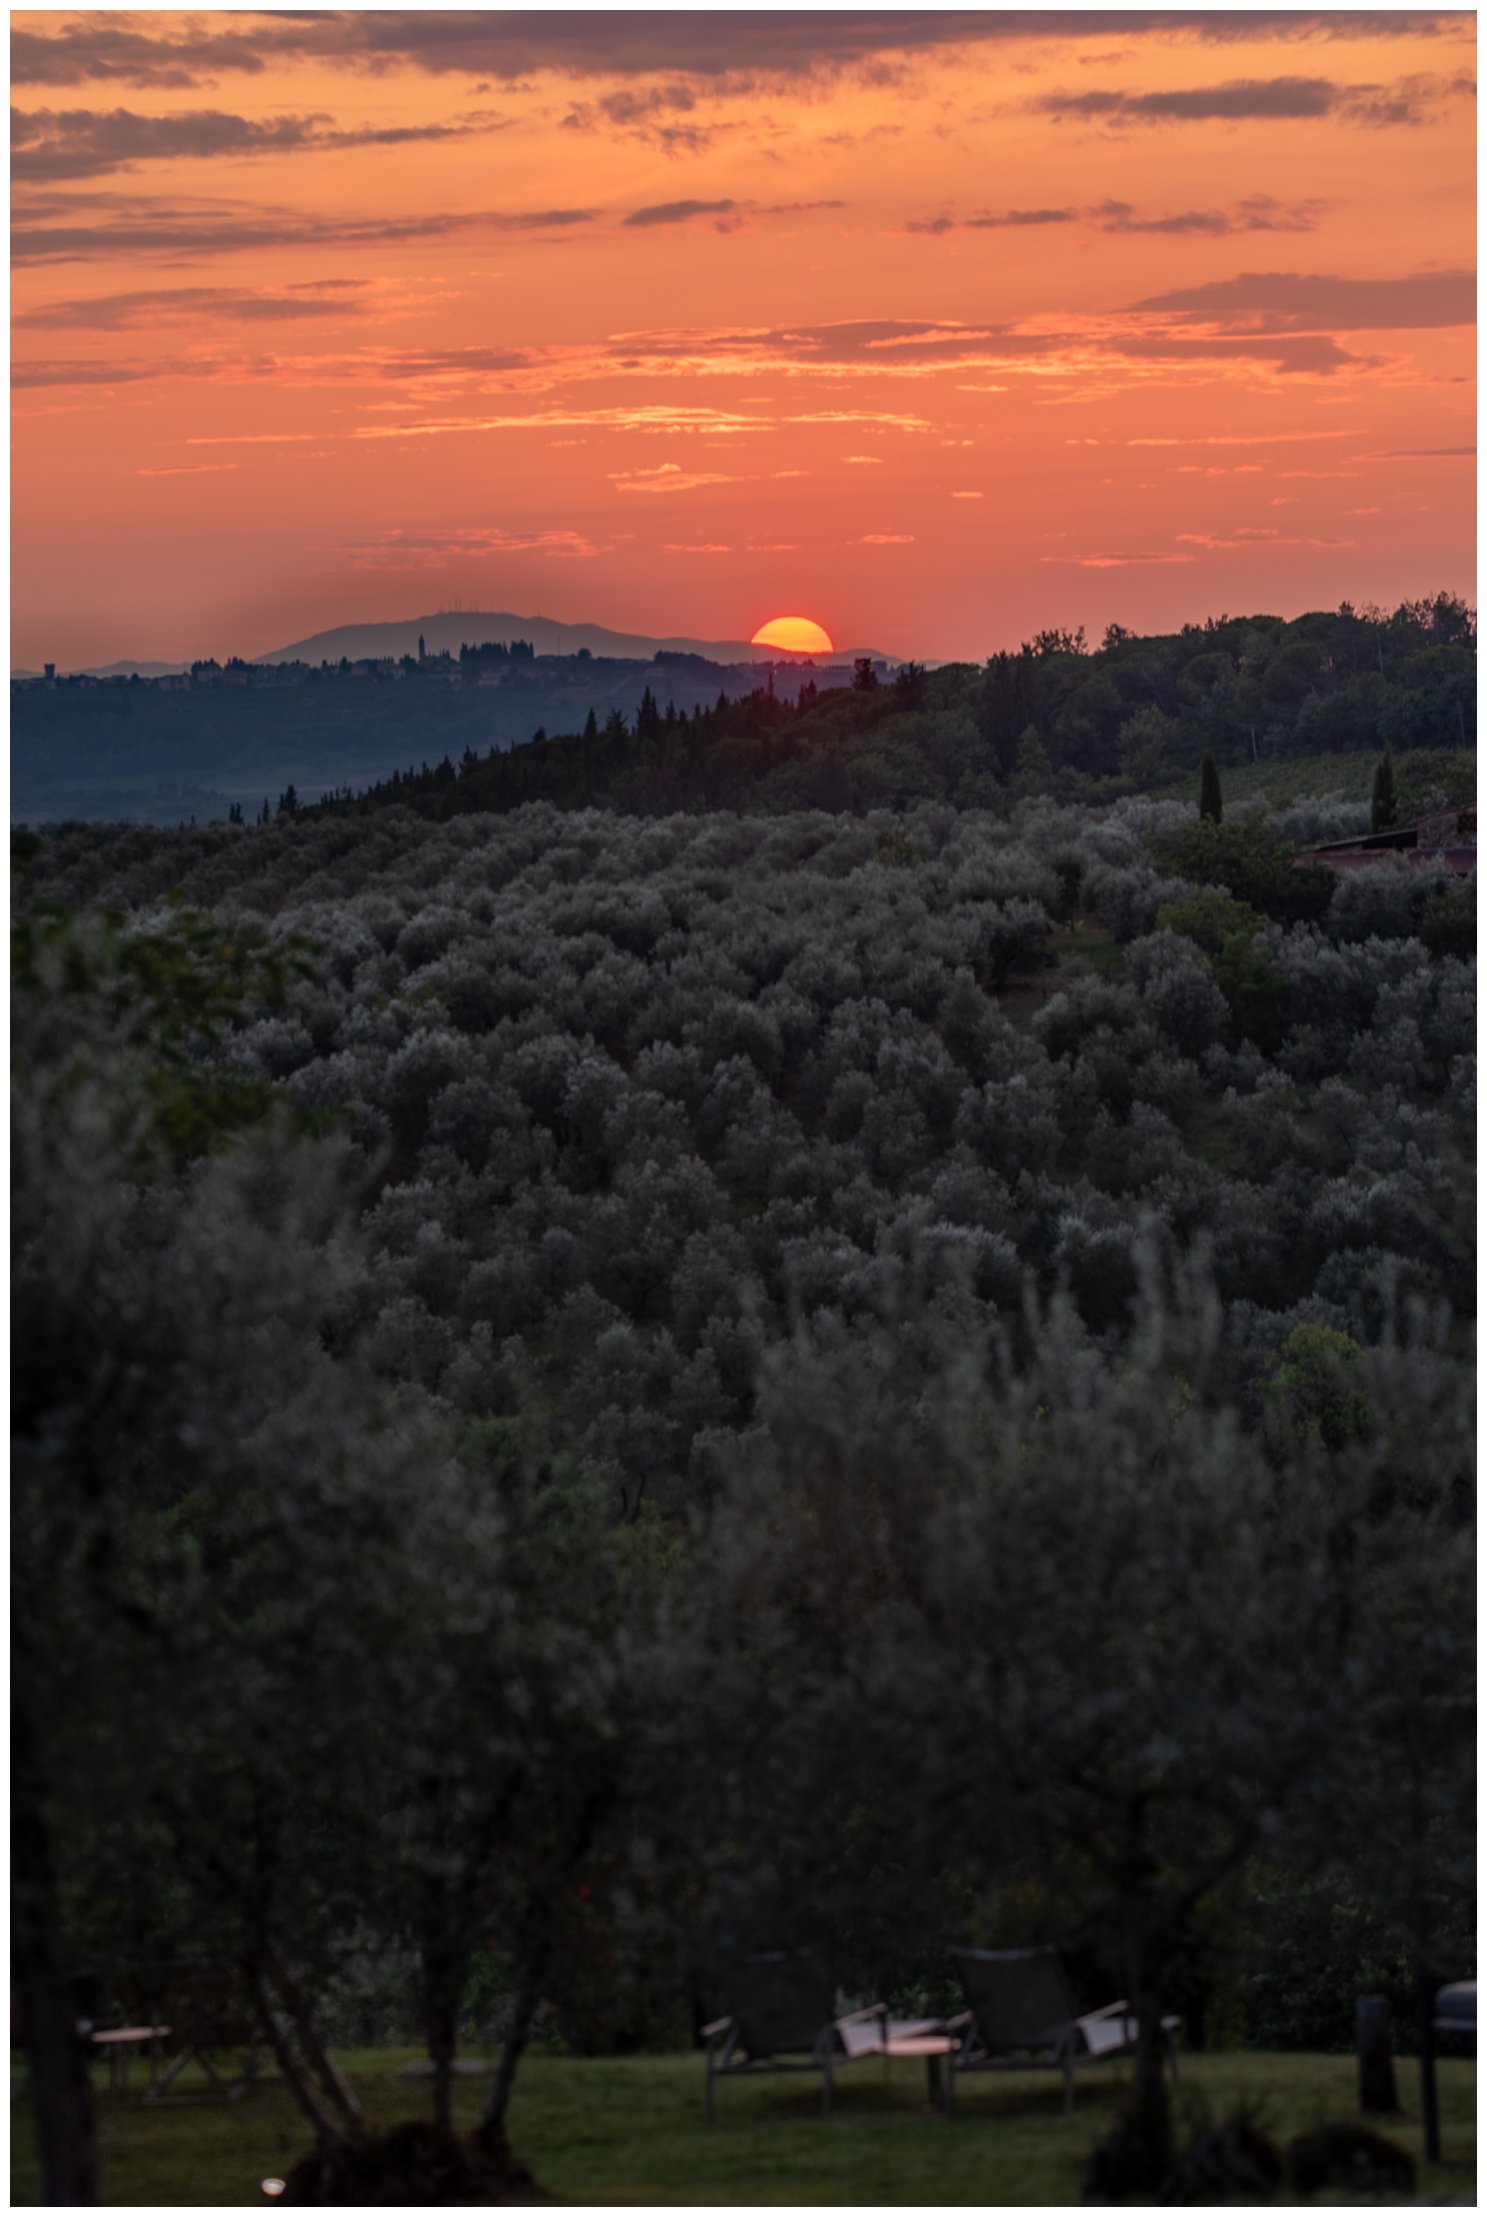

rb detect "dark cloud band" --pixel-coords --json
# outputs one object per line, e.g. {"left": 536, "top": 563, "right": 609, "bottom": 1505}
{"left": 12, "top": 12, "right": 1473, "bottom": 88}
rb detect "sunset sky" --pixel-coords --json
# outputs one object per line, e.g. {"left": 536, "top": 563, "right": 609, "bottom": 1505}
{"left": 10, "top": 8, "right": 1477, "bottom": 669}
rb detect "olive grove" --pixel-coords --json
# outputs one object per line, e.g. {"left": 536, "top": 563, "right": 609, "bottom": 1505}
{"left": 11, "top": 782, "right": 1474, "bottom": 2198}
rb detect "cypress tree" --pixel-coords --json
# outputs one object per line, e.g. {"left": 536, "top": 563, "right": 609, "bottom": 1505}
{"left": 1371, "top": 747, "right": 1397, "bottom": 832}
{"left": 1199, "top": 753, "right": 1223, "bottom": 824}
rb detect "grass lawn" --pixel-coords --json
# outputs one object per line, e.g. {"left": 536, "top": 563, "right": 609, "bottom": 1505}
{"left": 1149, "top": 747, "right": 1477, "bottom": 813}
{"left": 10, "top": 2046, "right": 1476, "bottom": 2205}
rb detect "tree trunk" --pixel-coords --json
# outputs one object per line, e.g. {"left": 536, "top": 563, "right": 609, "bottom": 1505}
{"left": 244, "top": 1960, "right": 344, "bottom": 2149}
{"left": 480, "top": 1949, "right": 545, "bottom": 2144}
{"left": 11, "top": 1687, "right": 99, "bottom": 2206}
{"left": 260, "top": 1946, "right": 364, "bottom": 2132}
{"left": 1356, "top": 1994, "right": 1400, "bottom": 2113}
{"left": 422, "top": 1932, "right": 460, "bottom": 2136}
{"left": 476, "top": 1789, "right": 614, "bottom": 2158}
{"left": 1126, "top": 1925, "right": 1173, "bottom": 2187}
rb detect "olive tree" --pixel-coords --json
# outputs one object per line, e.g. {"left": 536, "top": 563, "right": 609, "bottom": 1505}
{"left": 691, "top": 1252, "right": 1473, "bottom": 2176}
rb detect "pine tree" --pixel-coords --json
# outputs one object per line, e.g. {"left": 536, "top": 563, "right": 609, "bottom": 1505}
{"left": 1199, "top": 753, "right": 1223, "bottom": 824}
{"left": 1371, "top": 747, "right": 1397, "bottom": 832}
{"left": 582, "top": 708, "right": 598, "bottom": 741}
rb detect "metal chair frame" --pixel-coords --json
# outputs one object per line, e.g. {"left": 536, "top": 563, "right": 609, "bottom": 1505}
{"left": 942, "top": 1945, "right": 1180, "bottom": 2116}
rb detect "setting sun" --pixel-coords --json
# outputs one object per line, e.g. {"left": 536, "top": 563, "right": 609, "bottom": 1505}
{"left": 751, "top": 616, "right": 834, "bottom": 655}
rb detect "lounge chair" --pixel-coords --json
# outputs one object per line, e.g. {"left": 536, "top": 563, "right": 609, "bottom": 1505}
{"left": 702, "top": 1953, "right": 932, "bottom": 2118}
{"left": 943, "top": 1944, "right": 1179, "bottom": 2115}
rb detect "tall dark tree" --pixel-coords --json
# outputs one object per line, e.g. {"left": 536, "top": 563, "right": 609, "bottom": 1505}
{"left": 1199, "top": 752, "right": 1224, "bottom": 824}
{"left": 1371, "top": 746, "right": 1398, "bottom": 832}
{"left": 636, "top": 686, "right": 662, "bottom": 741}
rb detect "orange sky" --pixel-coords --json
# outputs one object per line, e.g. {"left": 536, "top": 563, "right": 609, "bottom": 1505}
{"left": 10, "top": 8, "right": 1477, "bottom": 668}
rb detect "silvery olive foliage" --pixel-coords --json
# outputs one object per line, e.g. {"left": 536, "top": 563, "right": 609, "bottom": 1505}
{"left": 11, "top": 779, "right": 1474, "bottom": 2199}
{"left": 15, "top": 796, "right": 1472, "bottom": 1518}
{"left": 684, "top": 1252, "right": 1472, "bottom": 2144}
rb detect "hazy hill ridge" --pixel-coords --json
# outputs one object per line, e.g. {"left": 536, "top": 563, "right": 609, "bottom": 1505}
{"left": 257, "top": 610, "right": 890, "bottom": 669}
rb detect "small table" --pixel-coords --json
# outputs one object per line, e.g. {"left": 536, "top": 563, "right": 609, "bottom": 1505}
{"left": 89, "top": 2025, "right": 171, "bottom": 2094}
{"left": 879, "top": 2026, "right": 960, "bottom": 2112}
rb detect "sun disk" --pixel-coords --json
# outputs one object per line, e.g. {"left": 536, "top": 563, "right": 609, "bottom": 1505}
{"left": 751, "top": 615, "right": 834, "bottom": 654}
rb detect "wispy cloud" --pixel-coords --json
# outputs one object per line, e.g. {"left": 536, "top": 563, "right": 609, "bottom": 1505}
{"left": 909, "top": 192, "right": 1325, "bottom": 236}
{"left": 1038, "top": 70, "right": 1468, "bottom": 127}
{"left": 609, "top": 463, "right": 743, "bottom": 493}
{"left": 907, "top": 206, "right": 1076, "bottom": 234}
{"left": 15, "top": 280, "right": 371, "bottom": 330}
{"left": 11, "top": 196, "right": 598, "bottom": 264}
{"left": 344, "top": 525, "right": 601, "bottom": 569}
{"left": 13, "top": 13, "right": 1468, "bottom": 90}
{"left": 1131, "top": 267, "right": 1476, "bottom": 329}
{"left": 1040, "top": 550, "right": 1197, "bottom": 567}
{"left": 623, "top": 198, "right": 741, "bottom": 230}
{"left": 352, "top": 404, "right": 773, "bottom": 440}
{"left": 10, "top": 104, "right": 509, "bottom": 183}
{"left": 622, "top": 196, "right": 844, "bottom": 230}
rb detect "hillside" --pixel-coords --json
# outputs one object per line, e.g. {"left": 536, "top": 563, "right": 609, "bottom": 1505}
{"left": 318, "top": 596, "right": 1477, "bottom": 826}
{"left": 11, "top": 594, "right": 1474, "bottom": 828}
{"left": 257, "top": 609, "right": 891, "bottom": 668}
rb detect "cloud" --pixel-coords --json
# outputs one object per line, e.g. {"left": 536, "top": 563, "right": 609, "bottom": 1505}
{"left": 15, "top": 280, "right": 372, "bottom": 330}
{"left": 608, "top": 463, "right": 743, "bottom": 493}
{"left": 9, "top": 103, "right": 509, "bottom": 183}
{"left": 1095, "top": 192, "right": 1326, "bottom": 234}
{"left": 916, "top": 193, "right": 1326, "bottom": 238}
{"left": 1358, "top": 444, "right": 1476, "bottom": 458}
{"left": 950, "top": 490, "right": 984, "bottom": 499}
{"left": 13, "top": 14, "right": 1470, "bottom": 89}
{"left": 1131, "top": 268, "right": 1476, "bottom": 330}
{"left": 11, "top": 335, "right": 558, "bottom": 393}
{"left": 11, "top": 197, "right": 599, "bottom": 264}
{"left": 1127, "top": 429, "right": 1356, "bottom": 445}
{"left": 623, "top": 198, "right": 741, "bottom": 229}
{"left": 11, "top": 356, "right": 229, "bottom": 389}
{"left": 621, "top": 196, "right": 841, "bottom": 230}
{"left": 346, "top": 525, "right": 601, "bottom": 569}
{"left": 784, "top": 408, "right": 933, "bottom": 427}
{"left": 11, "top": 22, "right": 278, "bottom": 87}
{"left": 1040, "top": 550, "right": 1198, "bottom": 567}
{"left": 135, "top": 462, "right": 238, "bottom": 476}
{"left": 1038, "top": 70, "right": 1466, "bottom": 127}
{"left": 660, "top": 542, "right": 733, "bottom": 553}
{"left": 860, "top": 532, "right": 915, "bottom": 544}
{"left": 353, "top": 403, "right": 772, "bottom": 440}
{"left": 1106, "top": 331, "right": 1363, "bottom": 374}
{"left": 907, "top": 207, "right": 1077, "bottom": 233}
{"left": 1176, "top": 527, "right": 1285, "bottom": 546}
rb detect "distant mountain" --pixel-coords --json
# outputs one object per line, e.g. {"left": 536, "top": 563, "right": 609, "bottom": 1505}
{"left": 258, "top": 610, "right": 892, "bottom": 668}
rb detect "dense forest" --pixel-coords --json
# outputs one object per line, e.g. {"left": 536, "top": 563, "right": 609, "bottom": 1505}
{"left": 307, "top": 592, "right": 1477, "bottom": 822}
{"left": 13, "top": 603, "right": 1475, "bottom": 2200}
{"left": 9, "top": 648, "right": 865, "bottom": 827}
